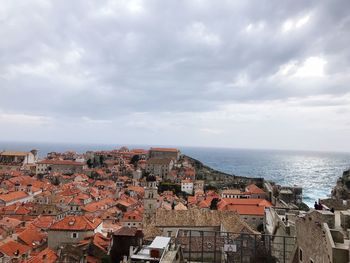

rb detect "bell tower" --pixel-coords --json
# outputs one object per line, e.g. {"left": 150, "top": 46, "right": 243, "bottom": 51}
{"left": 144, "top": 175, "right": 158, "bottom": 218}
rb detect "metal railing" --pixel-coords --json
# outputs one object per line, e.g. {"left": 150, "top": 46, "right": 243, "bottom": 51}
{"left": 175, "top": 229, "right": 296, "bottom": 263}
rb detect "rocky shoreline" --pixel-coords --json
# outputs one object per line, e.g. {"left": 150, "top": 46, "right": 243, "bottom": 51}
{"left": 184, "top": 154, "right": 264, "bottom": 188}
{"left": 321, "top": 168, "right": 350, "bottom": 210}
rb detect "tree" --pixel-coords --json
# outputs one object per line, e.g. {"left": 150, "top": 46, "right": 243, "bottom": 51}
{"left": 210, "top": 198, "right": 219, "bottom": 210}
{"left": 99, "top": 155, "right": 105, "bottom": 166}
{"left": 87, "top": 159, "right": 93, "bottom": 168}
{"left": 52, "top": 177, "right": 60, "bottom": 186}
{"left": 130, "top": 155, "right": 140, "bottom": 165}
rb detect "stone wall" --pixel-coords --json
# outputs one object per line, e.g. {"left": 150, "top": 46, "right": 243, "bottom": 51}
{"left": 48, "top": 229, "right": 94, "bottom": 249}
{"left": 295, "top": 211, "right": 334, "bottom": 263}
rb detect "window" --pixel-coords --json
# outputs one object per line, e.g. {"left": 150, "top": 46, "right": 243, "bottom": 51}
{"left": 299, "top": 248, "right": 303, "bottom": 262}
{"left": 71, "top": 232, "right": 78, "bottom": 238}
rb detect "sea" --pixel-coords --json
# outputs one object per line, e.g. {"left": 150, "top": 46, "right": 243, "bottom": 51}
{"left": 1, "top": 141, "right": 350, "bottom": 207}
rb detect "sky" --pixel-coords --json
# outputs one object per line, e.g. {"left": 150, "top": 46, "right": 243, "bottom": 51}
{"left": 0, "top": 0, "right": 350, "bottom": 152}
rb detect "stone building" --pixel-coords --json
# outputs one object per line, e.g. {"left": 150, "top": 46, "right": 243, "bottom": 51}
{"left": 144, "top": 208, "right": 256, "bottom": 239}
{"left": 48, "top": 215, "right": 102, "bottom": 249}
{"left": 0, "top": 150, "right": 37, "bottom": 171}
{"left": 264, "top": 207, "right": 298, "bottom": 262}
{"left": 294, "top": 209, "right": 350, "bottom": 263}
{"left": 36, "top": 159, "right": 86, "bottom": 175}
{"left": 181, "top": 179, "right": 193, "bottom": 195}
{"left": 143, "top": 176, "right": 159, "bottom": 219}
{"left": 149, "top": 148, "right": 180, "bottom": 160}
{"left": 110, "top": 227, "right": 144, "bottom": 263}
{"left": 145, "top": 158, "right": 174, "bottom": 179}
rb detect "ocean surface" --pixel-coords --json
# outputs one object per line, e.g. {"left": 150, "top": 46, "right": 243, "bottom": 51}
{"left": 1, "top": 141, "right": 350, "bottom": 207}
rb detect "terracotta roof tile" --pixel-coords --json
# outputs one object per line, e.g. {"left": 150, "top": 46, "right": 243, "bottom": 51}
{"left": 0, "top": 240, "right": 31, "bottom": 257}
{"left": 0, "top": 191, "right": 28, "bottom": 202}
{"left": 17, "top": 226, "right": 47, "bottom": 248}
{"left": 150, "top": 148, "right": 179, "bottom": 152}
{"left": 246, "top": 184, "right": 266, "bottom": 194}
{"left": 50, "top": 216, "right": 102, "bottom": 231}
{"left": 28, "top": 247, "right": 57, "bottom": 263}
{"left": 37, "top": 159, "right": 85, "bottom": 166}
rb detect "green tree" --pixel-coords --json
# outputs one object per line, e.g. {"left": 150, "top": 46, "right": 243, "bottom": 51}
{"left": 210, "top": 198, "right": 219, "bottom": 210}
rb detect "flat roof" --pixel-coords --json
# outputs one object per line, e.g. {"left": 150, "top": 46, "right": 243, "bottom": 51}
{"left": 149, "top": 236, "right": 171, "bottom": 249}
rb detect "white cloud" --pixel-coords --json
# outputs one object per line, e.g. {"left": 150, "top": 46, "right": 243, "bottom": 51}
{"left": 277, "top": 56, "right": 327, "bottom": 78}
{"left": 282, "top": 14, "right": 311, "bottom": 33}
{"left": 294, "top": 57, "right": 327, "bottom": 77}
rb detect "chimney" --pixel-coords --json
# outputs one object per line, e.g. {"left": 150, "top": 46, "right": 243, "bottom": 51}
{"left": 14, "top": 182, "right": 20, "bottom": 192}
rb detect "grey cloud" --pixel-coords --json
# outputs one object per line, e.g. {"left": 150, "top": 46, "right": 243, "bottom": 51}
{"left": 0, "top": 0, "right": 350, "bottom": 120}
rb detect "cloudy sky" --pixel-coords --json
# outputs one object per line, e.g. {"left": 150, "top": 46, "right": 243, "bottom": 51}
{"left": 0, "top": 0, "right": 350, "bottom": 152}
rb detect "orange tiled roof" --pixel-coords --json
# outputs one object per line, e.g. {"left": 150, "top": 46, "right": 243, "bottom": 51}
{"left": 222, "top": 204, "right": 265, "bottom": 215}
{"left": 0, "top": 240, "right": 31, "bottom": 257}
{"left": 50, "top": 216, "right": 102, "bottom": 231}
{"left": 0, "top": 191, "right": 28, "bottom": 202}
{"left": 32, "top": 216, "right": 55, "bottom": 229}
{"left": 0, "top": 151, "right": 31, "bottom": 156}
{"left": 17, "top": 226, "right": 47, "bottom": 248}
{"left": 79, "top": 233, "right": 110, "bottom": 253}
{"left": 150, "top": 148, "right": 179, "bottom": 152}
{"left": 127, "top": 186, "right": 144, "bottom": 195}
{"left": 198, "top": 198, "right": 213, "bottom": 208}
{"left": 37, "top": 159, "right": 84, "bottom": 166}
{"left": 28, "top": 247, "right": 57, "bottom": 263}
{"left": 217, "top": 198, "right": 272, "bottom": 211}
{"left": 246, "top": 184, "right": 266, "bottom": 195}
{"left": 121, "top": 211, "right": 143, "bottom": 222}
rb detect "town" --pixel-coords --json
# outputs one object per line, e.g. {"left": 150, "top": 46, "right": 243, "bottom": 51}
{"left": 0, "top": 147, "right": 349, "bottom": 262}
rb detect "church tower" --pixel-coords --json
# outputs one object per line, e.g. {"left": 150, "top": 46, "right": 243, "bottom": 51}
{"left": 144, "top": 175, "right": 158, "bottom": 218}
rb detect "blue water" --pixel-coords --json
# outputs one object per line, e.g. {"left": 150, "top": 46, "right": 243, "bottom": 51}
{"left": 1, "top": 142, "right": 350, "bottom": 207}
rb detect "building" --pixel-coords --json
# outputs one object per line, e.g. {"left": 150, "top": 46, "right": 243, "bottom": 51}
{"left": 194, "top": 180, "right": 204, "bottom": 193}
{"left": 0, "top": 150, "right": 37, "bottom": 171}
{"left": 0, "top": 191, "right": 32, "bottom": 206}
{"left": 294, "top": 209, "right": 350, "bottom": 263}
{"left": 147, "top": 208, "right": 256, "bottom": 238}
{"left": 221, "top": 189, "right": 251, "bottom": 199}
{"left": 27, "top": 248, "right": 57, "bottom": 263}
{"left": 130, "top": 236, "right": 183, "bottom": 263}
{"left": 121, "top": 211, "right": 143, "bottom": 228}
{"left": 218, "top": 198, "right": 272, "bottom": 229}
{"left": 181, "top": 179, "right": 194, "bottom": 195}
{"left": 245, "top": 184, "right": 267, "bottom": 199}
{"left": 264, "top": 207, "right": 298, "bottom": 262}
{"left": 149, "top": 148, "right": 180, "bottom": 160}
{"left": 144, "top": 176, "right": 159, "bottom": 218}
{"left": 36, "top": 159, "right": 86, "bottom": 175}
{"left": 110, "top": 227, "right": 144, "bottom": 263}
{"left": 0, "top": 240, "right": 31, "bottom": 262}
{"left": 48, "top": 215, "right": 102, "bottom": 249}
{"left": 145, "top": 158, "right": 174, "bottom": 179}
{"left": 17, "top": 226, "right": 47, "bottom": 252}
